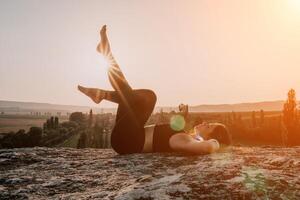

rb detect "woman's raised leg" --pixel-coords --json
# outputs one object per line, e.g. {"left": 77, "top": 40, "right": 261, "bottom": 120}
{"left": 78, "top": 25, "right": 157, "bottom": 154}
{"left": 96, "top": 25, "right": 141, "bottom": 127}
{"left": 97, "top": 25, "right": 133, "bottom": 97}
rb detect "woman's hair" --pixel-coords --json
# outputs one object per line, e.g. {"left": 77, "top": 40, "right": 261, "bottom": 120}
{"left": 208, "top": 124, "right": 232, "bottom": 145}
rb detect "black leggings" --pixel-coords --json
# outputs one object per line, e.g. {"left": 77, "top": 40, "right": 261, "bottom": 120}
{"left": 108, "top": 66, "right": 156, "bottom": 154}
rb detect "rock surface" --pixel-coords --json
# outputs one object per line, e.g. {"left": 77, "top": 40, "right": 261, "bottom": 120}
{"left": 0, "top": 146, "right": 300, "bottom": 199}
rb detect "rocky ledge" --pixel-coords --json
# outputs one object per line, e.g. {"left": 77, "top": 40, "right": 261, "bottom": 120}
{"left": 0, "top": 146, "right": 300, "bottom": 199}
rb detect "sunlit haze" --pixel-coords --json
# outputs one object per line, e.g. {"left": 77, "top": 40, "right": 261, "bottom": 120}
{"left": 1, "top": 0, "right": 300, "bottom": 108}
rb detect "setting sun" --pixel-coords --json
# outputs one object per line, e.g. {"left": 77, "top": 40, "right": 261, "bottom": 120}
{"left": 97, "top": 54, "right": 110, "bottom": 71}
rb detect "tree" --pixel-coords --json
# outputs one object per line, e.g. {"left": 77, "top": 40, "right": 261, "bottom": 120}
{"left": 169, "top": 110, "right": 176, "bottom": 115}
{"left": 0, "top": 127, "right": 42, "bottom": 148}
{"left": 252, "top": 111, "right": 256, "bottom": 128}
{"left": 54, "top": 117, "right": 59, "bottom": 129}
{"left": 27, "top": 127, "right": 42, "bottom": 146}
{"left": 46, "top": 119, "right": 51, "bottom": 129}
{"left": 237, "top": 114, "right": 242, "bottom": 123}
{"left": 89, "top": 109, "right": 93, "bottom": 127}
{"left": 69, "top": 112, "right": 85, "bottom": 124}
{"left": 227, "top": 113, "right": 232, "bottom": 125}
{"left": 179, "top": 103, "right": 189, "bottom": 123}
{"left": 283, "top": 89, "right": 297, "bottom": 127}
{"left": 77, "top": 131, "right": 87, "bottom": 148}
{"left": 43, "top": 122, "right": 47, "bottom": 130}
{"left": 179, "top": 104, "right": 189, "bottom": 115}
{"left": 158, "top": 108, "right": 167, "bottom": 123}
{"left": 283, "top": 89, "right": 298, "bottom": 146}
{"left": 232, "top": 111, "right": 236, "bottom": 123}
{"left": 50, "top": 117, "right": 54, "bottom": 128}
{"left": 260, "top": 110, "right": 264, "bottom": 127}
{"left": 94, "top": 122, "right": 104, "bottom": 148}
{"left": 61, "top": 121, "right": 78, "bottom": 129}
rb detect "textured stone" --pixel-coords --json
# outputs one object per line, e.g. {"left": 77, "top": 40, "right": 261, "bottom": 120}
{"left": 0, "top": 147, "right": 299, "bottom": 199}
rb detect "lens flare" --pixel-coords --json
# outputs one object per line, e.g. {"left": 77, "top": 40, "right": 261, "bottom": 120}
{"left": 170, "top": 115, "right": 185, "bottom": 131}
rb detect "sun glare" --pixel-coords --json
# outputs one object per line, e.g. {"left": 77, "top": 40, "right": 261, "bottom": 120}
{"left": 97, "top": 55, "right": 110, "bottom": 71}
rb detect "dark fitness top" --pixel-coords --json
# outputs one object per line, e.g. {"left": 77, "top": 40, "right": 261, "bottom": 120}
{"left": 152, "top": 124, "right": 182, "bottom": 152}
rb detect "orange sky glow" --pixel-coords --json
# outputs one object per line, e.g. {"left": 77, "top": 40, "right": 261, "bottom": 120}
{"left": 0, "top": 0, "right": 300, "bottom": 107}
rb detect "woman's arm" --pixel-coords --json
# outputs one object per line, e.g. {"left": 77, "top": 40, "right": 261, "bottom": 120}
{"left": 169, "top": 133, "right": 219, "bottom": 154}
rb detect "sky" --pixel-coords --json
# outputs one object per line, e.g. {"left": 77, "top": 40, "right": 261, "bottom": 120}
{"left": 1, "top": 0, "right": 300, "bottom": 108}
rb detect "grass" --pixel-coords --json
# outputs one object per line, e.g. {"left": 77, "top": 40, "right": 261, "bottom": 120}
{"left": 57, "top": 133, "right": 80, "bottom": 148}
{"left": 0, "top": 115, "right": 68, "bottom": 133}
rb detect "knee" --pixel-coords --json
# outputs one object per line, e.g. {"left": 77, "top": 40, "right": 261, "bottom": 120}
{"left": 134, "top": 89, "right": 157, "bottom": 107}
{"left": 145, "top": 90, "right": 157, "bottom": 104}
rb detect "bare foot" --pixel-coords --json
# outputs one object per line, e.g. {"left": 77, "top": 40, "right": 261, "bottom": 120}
{"left": 100, "top": 25, "right": 107, "bottom": 37}
{"left": 97, "top": 25, "right": 111, "bottom": 55}
{"left": 78, "top": 85, "right": 104, "bottom": 104}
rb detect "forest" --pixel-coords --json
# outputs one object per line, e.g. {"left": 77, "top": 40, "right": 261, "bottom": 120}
{"left": 0, "top": 89, "right": 299, "bottom": 149}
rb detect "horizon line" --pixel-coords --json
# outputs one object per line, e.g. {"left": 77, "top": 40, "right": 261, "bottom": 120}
{"left": 0, "top": 98, "right": 288, "bottom": 108}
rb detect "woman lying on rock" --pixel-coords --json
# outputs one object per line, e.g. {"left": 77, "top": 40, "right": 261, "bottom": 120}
{"left": 78, "top": 25, "right": 232, "bottom": 155}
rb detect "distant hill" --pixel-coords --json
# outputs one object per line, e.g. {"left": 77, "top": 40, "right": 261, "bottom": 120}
{"left": 0, "top": 100, "right": 288, "bottom": 115}
{"left": 189, "top": 100, "right": 286, "bottom": 112}
{"left": 0, "top": 100, "right": 115, "bottom": 115}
